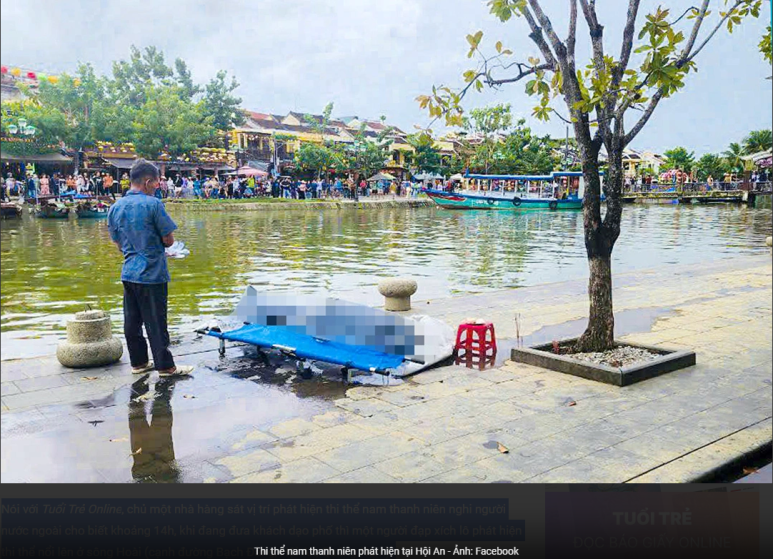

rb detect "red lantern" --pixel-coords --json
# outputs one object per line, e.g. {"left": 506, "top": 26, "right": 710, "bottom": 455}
{"left": 0, "top": 66, "right": 7, "bottom": 74}
{"left": 27, "top": 71, "right": 36, "bottom": 80}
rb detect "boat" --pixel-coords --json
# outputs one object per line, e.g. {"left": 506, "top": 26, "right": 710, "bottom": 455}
{"left": 75, "top": 200, "right": 110, "bottom": 218}
{"left": 198, "top": 288, "right": 455, "bottom": 380}
{"left": 36, "top": 200, "right": 71, "bottom": 219}
{"left": 424, "top": 171, "right": 592, "bottom": 210}
{"left": 1, "top": 202, "right": 22, "bottom": 218}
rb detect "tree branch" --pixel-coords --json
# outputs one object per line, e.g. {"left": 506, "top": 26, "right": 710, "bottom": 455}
{"left": 684, "top": 0, "right": 743, "bottom": 63}
{"left": 527, "top": 0, "right": 567, "bottom": 57}
{"left": 670, "top": 5, "right": 702, "bottom": 26}
{"left": 521, "top": 8, "right": 558, "bottom": 68}
{"left": 623, "top": 89, "right": 663, "bottom": 145}
{"left": 616, "top": 0, "right": 640, "bottom": 81}
{"left": 485, "top": 63, "right": 553, "bottom": 86}
{"left": 579, "top": 0, "right": 613, "bottom": 145}
{"left": 567, "top": 0, "right": 578, "bottom": 62}
{"left": 680, "top": 0, "right": 711, "bottom": 60}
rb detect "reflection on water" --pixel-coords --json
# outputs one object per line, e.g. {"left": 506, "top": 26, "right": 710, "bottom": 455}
{"left": 0, "top": 345, "right": 350, "bottom": 483}
{"left": 1, "top": 203, "right": 771, "bottom": 359}
{"left": 127, "top": 376, "right": 183, "bottom": 483}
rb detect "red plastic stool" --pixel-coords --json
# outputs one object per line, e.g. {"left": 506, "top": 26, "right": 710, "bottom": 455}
{"left": 454, "top": 322, "right": 497, "bottom": 357}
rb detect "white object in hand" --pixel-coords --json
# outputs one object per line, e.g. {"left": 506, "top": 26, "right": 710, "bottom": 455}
{"left": 165, "top": 241, "right": 190, "bottom": 259}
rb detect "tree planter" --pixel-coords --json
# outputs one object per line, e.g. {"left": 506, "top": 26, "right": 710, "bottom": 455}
{"left": 511, "top": 338, "right": 695, "bottom": 387}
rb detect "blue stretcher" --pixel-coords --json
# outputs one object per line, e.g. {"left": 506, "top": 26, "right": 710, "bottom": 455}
{"left": 198, "top": 288, "right": 454, "bottom": 380}
{"left": 204, "top": 323, "right": 407, "bottom": 375}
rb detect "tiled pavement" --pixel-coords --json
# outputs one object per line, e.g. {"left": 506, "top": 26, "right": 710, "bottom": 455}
{"left": 1, "top": 254, "right": 770, "bottom": 483}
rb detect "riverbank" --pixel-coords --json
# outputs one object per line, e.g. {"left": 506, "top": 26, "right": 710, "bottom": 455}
{"left": 163, "top": 196, "right": 434, "bottom": 212}
{"left": 1, "top": 254, "right": 769, "bottom": 483}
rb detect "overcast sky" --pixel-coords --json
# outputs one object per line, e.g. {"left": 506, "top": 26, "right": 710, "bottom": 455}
{"left": 2, "top": 0, "right": 770, "bottom": 154}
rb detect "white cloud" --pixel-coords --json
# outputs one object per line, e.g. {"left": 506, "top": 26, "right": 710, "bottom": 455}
{"left": 1, "top": 0, "right": 770, "bottom": 153}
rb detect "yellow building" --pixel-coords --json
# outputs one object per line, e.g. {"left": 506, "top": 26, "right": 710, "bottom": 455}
{"left": 230, "top": 110, "right": 416, "bottom": 177}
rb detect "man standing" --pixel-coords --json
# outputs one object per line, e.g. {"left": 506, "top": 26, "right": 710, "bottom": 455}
{"left": 107, "top": 159, "right": 193, "bottom": 377}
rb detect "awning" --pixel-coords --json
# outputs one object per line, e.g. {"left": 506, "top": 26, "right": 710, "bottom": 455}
{"left": 237, "top": 166, "right": 267, "bottom": 177}
{"left": 367, "top": 172, "right": 396, "bottom": 182}
{"left": 1, "top": 151, "right": 73, "bottom": 163}
{"left": 103, "top": 157, "right": 136, "bottom": 169}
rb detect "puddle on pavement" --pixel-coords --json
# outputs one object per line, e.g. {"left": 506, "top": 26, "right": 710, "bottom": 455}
{"left": 0, "top": 344, "right": 367, "bottom": 483}
{"left": 517, "top": 306, "right": 677, "bottom": 348}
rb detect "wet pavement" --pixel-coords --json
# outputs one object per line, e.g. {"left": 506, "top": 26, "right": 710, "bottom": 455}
{"left": 1, "top": 254, "right": 771, "bottom": 483}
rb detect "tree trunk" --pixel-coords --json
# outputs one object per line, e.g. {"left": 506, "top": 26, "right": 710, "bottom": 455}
{"left": 573, "top": 148, "right": 624, "bottom": 353}
{"left": 576, "top": 253, "right": 614, "bottom": 351}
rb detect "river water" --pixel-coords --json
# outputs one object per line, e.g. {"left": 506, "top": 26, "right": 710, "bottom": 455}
{"left": 1, "top": 202, "right": 771, "bottom": 360}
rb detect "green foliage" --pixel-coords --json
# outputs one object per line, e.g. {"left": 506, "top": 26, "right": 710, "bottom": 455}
{"left": 406, "top": 133, "right": 442, "bottom": 174}
{"left": 492, "top": 126, "right": 558, "bottom": 174}
{"left": 27, "top": 64, "right": 109, "bottom": 150}
{"left": 462, "top": 104, "right": 513, "bottom": 171}
{"left": 662, "top": 147, "right": 696, "bottom": 172}
{"left": 742, "top": 129, "right": 772, "bottom": 154}
{"left": 344, "top": 123, "right": 394, "bottom": 178}
{"left": 203, "top": 70, "right": 245, "bottom": 133}
{"left": 6, "top": 45, "right": 243, "bottom": 160}
{"left": 131, "top": 86, "right": 214, "bottom": 159}
{"left": 694, "top": 153, "right": 730, "bottom": 180}
{"left": 294, "top": 143, "right": 340, "bottom": 176}
{"left": 303, "top": 102, "right": 334, "bottom": 141}
{"left": 419, "top": 1, "right": 761, "bottom": 143}
{"left": 760, "top": 25, "right": 772, "bottom": 64}
{"left": 722, "top": 142, "right": 745, "bottom": 172}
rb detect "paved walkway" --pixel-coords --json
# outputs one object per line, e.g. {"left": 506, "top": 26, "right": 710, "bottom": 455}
{"left": 1, "top": 255, "right": 770, "bottom": 483}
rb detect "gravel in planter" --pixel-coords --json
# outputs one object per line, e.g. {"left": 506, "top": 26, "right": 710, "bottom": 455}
{"left": 566, "top": 346, "right": 661, "bottom": 368}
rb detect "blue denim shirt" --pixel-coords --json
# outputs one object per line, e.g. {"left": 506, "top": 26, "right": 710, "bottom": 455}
{"left": 107, "top": 190, "right": 177, "bottom": 284}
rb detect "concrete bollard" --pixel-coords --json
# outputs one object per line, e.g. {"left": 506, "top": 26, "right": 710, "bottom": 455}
{"left": 57, "top": 309, "right": 123, "bottom": 368}
{"left": 378, "top": 278, "right": 418, "bottom": 311}
{"left": 766, "top": 236, "right": 772, "bottom": 247}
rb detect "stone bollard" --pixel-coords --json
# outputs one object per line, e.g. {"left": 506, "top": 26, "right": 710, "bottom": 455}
{"left": 767, "top": 236, "right": 772, "bottom": 247}
{"left": 57, "top": 309, "right": 123, "bottom": 368}
{"left": 378, "top": 278, "right": 418, "bottom": 311}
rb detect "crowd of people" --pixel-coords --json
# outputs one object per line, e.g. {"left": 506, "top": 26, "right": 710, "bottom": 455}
{"left": 153, "top": 175, "right": 423, "bottom": 200}
{"left": 2, "top": 171, "right": 128, "bottom": 202}
{"left": 2, "top": 170, "right": 426, "bottom": 203}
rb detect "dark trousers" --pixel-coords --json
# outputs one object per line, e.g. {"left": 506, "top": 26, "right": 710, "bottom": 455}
{"left": 123, "top": 281, "right": 175, "bottom": 370}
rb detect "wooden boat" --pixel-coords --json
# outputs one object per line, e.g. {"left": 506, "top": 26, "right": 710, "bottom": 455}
{"left": 36, "top": 201, "right": 71, "bottom": 219}
{"left": 1, "top": 202, "right": 22, "bottom": 218}
{"left": 425, "top": 171, "right": 591, "bottom": 211}
{"left": 75, "top": 200, "right": 110, "bottom": 218}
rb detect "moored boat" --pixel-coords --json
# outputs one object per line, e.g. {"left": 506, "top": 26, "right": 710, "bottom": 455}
{"left": 1, "top": 202, "right": 23, "bottom": 218}
{"left": 425, "top": 171, "right": 591, "bottom": 211}
{"left": 75, "top": 200, "right": 110, "bottom": 218}
{"left": 36, "top": 201, "right": 71, "bottom": 219}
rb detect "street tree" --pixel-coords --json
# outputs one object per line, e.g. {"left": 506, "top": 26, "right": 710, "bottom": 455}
{"left": 346, "top": 123, "right": 394, "bottom": 180}
{"left": 406, "top": 133, "right": 443, "bottom": 174}
{"left": 463, "top": 103, "right": 513, "bottom": 172}
{"left": 723, "top": 142, "right": 745, "bottom": 172}
{"left": 27, "top": 63, "right": 111, "bottom": 171}
{"left": 491, "top": 119, "right": 558, "bottom": 174}
{"left": 203, "top": 70, "right": 245, "bottom": 149}
{"left": 418, "top": 0, "right": 763, "bottom": 352}
{"left": 662, "top": 147, "right": 696, "bottom": 172}
{"left": 694, "top": 153, "right": 729, "bottom": 180}
{"left": 742, "top": 129, "right": 772, "bottom": 154}
{"left": 131, "top": 86, "right": 214, "bottom": 160}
